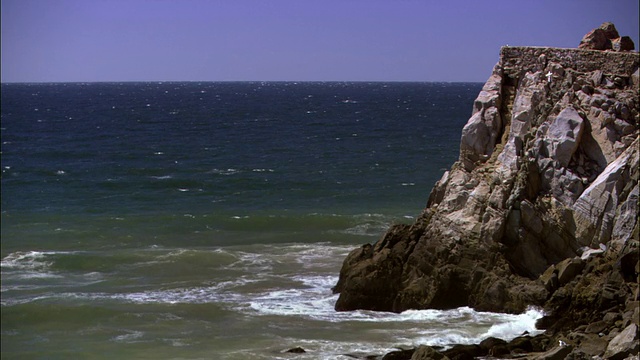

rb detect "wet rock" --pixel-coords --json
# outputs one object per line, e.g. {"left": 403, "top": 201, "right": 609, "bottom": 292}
{"left": 410, "top": 346, "right": 449, "bottom": 360}
{"left": 285, "top": 346, "right": 306, "bottom": 353}
{"left": 442, "top": 344, "right": 483, "bottom": 360}
{"left": 479, "top": 337, "right": 509, "bottom": 357}
{"left": 382, "top": 348, "right": 415, "bottom": 360}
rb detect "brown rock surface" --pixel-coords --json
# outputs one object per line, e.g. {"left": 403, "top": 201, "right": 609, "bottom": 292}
{"left": 579, "top": 22, "right": 635, "bottom": 51}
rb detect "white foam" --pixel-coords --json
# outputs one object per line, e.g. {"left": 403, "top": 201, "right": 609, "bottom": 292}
{"left": 208, "top": 168, "right": 240, "bottom": 176}
{"left": 480, "top": 306, "right": 545, "bottom": 340}
{"left": 111, "top": 330, "right": 144, "bottom": 343}
{"left": 1, "top": 251, "right": 63, "bottom": 270}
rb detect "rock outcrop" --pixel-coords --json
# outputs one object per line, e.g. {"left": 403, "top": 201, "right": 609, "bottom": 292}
{"left": 334, "top": 24, "right": 639, "bottom": 359}
{"left": 579, "top": 22, "right": 635, "bottom": 51}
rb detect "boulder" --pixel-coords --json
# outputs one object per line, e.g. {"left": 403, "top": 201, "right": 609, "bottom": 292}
{"left": 532, "top": 344, "right": 573, "bottom": 360}
{"left": 604, "top": 324, "right": 639, "bottom": 360}
{"left": 579, "top": 28, "right": 611, "bottom": 50}
{"left": 411, "top": 346, "right": 449, "bottom": 360}
{"left": 579, "top": 23, "right": 636, "bottom": 52}
{"left": 599, "top": 22, "right": 621, "bottom": 39}
{"left": 611, "top": 36, "right": 635, "bottom": 51}
{"left": 556, "top": 257, "right": 585, "bottom": 285}
{"left": 442, "top": 344, "right": 484, "bottom": 360}
{"left": 382, "top": 348, "right": 415, "bottom": 360}
{"left": 479, "top": 337, "right": 509, "bottom": 357}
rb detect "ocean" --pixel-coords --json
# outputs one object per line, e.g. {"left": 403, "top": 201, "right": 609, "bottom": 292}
{"left": 1, "top": 82, "right": 543, "bottom": 359}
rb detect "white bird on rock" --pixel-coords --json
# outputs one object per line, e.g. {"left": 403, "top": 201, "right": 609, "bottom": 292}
{"left": 559, "top": 340, "right": 567, "bottom": 347}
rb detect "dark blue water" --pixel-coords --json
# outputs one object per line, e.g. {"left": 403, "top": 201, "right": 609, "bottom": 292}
{"left": 0, "top": 82, "right": 545, "bottom": 360}
{"left": 1, "top": 82, "right": 480, "bottom": 251}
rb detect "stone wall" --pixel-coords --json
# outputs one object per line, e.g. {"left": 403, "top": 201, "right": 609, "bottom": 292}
{"left": 500, "top": 46, "right": 639, "bottom": 78}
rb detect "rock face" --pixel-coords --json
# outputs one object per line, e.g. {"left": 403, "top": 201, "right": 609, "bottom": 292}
{"left": 334, "top": 45, "right": 639, "bottom": 314}
{"left": 334, "top": 27, "right": 639, "bottom": 359}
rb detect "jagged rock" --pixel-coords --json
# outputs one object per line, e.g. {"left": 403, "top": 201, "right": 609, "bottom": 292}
{"left": 556, "top": 257, "right": 585, "bottom": 285}
{"left": 569, "top": 331, "right": 608, "bottom": 356}
{"left": 578, "top": 22, "right": 634, "bottom": 52}
{"left": 460, "top": 67, "right": 503, "bottom": 170}
{"left": 573, "top": 138, "right": 639, "bottom": 248}
{"left": 599, "top": 22, "right": 620, "bottom": 39}
{"left": 579, "top": 28, "right": 612, "bottom": 50}
{"left": 533, "top": 344, "right": 573, "bottom": 360}
{"left": 612, "top": 184, "right": 639, "bottom": 244}
{"left": 543, "top": 107, "right": 585, "bottom": 168}
{"left": 604, "top": 324, "right": 639, "bottom": 360}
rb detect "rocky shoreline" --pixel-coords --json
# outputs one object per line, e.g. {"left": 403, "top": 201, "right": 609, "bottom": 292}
{"left": 332, "top": 24, "right": 639, "bottom": 360}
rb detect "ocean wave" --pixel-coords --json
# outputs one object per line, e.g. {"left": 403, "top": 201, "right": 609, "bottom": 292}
{"left": 207, "top": 168, "right": 240, "bottom": 176}
{"left": 111, "top": 330, "right": 145, "bottom": 343}
{"left": 1, "top": 251, "right": 64, "bottom": 271}
{"left": 480, "top": 306, "right": 545, "bottom": 340}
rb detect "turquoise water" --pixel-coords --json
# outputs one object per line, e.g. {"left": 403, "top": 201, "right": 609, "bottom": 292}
{"left": 1, "top": 82, "right": 543, "bottom": 359}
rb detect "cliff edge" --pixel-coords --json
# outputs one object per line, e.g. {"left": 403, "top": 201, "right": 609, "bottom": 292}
{"left": 333, "top": 24, "right": 639, "bottom": 359}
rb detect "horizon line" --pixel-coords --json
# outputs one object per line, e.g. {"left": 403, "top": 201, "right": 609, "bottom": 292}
{"left": 1, "top": 80, "right": 485, "bottom": 85}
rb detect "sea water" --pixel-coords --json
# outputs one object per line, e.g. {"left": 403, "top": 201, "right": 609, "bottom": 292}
{"left": 1, "top": 82, "right": 543, "bottom": 359}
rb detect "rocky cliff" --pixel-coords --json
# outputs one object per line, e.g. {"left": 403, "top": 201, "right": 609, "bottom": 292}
{"left": 333, "top": 27, "right": 639, "bottom": 359}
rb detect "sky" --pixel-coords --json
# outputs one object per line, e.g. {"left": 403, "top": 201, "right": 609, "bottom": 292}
{"left": 1, "top": 0, "right": 639, "bottom": 83}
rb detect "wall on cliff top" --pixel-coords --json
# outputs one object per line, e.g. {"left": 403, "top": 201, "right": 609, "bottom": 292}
{"left": 333, "top": 46, "right": 639, "bottom": 315}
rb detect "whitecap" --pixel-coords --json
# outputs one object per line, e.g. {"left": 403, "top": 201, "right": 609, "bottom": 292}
{"left": 111, "top": 330, "right": 145, "bottom": 343}
{"left": 208, "top": 168, "right": 240, "bottom": 176}
{"left": 0, "top": 251, "right": 62, "bottom": 270}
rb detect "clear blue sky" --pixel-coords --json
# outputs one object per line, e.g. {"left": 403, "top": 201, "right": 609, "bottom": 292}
{"left": 2, "top": 0, "right": 638, "bottom": 83}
